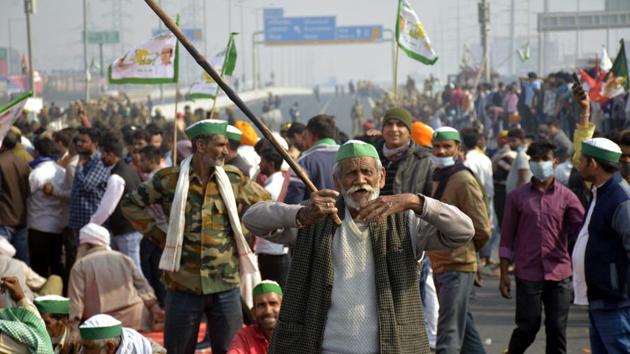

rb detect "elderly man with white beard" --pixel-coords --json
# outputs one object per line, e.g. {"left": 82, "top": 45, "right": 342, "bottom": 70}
{"left": 242, "top": 140, "right": 475, "bottom": 354}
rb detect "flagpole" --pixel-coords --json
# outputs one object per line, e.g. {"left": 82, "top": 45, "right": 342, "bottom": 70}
{"left": 173, "top": 78, "right": 179, "bottom": 165}
{"left": 144, "top": 0, "right": 342, "bottom": 225}
{"left": 393, "top": 44, "right": 400, "bottom": 103}
{"left": 209, "top": 86, "right": 221, "bottom": 119}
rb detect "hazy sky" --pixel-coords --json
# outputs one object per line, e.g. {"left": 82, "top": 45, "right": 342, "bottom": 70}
{"left": 2, "top": 0, "right": 630, "bottom": 87}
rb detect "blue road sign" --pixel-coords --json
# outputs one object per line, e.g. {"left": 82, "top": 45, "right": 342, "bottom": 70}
{"left": 263, "top": 8, "right": 382, "bottom": 44}
{"left": 265, "top": 16, "right": 336, "bottom": 43}
{"left": 336, "top": 26, "right": 383, "bottom": 41}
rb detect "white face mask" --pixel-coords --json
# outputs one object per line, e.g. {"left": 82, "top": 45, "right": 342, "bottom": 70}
{"left": 529, "top": 160, "right": 554, "bottom": 181}
{"left": 430, "top": 155, "right": 456, "bottom": 168}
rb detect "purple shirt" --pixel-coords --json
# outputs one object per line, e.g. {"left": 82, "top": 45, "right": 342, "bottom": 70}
{"left": 500, "top": 180, "right": 585, "bottom": 281}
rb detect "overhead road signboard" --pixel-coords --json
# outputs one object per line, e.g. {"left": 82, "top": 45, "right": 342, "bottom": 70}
{"left": 336, "top": 26, "right": 383, "bottom": 42}
{"left": 265, "top": 16, "right": 336, "bottom": 43}
{"left": 263, "top": 8, "right": 383, "bottom": 45}
{"left": 84, "top": 31, "right": 120, "bottom": 45}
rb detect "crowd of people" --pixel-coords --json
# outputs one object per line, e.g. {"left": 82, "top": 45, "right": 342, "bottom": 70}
{"left": 0, "top": 67, "right": 629, "bottom": 354}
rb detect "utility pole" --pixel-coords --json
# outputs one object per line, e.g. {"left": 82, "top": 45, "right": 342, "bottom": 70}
{"left": 24, "top": 0, "right": 35, "bottom": 96}
{"left": 510, "top": 0, "right": 516, "bottom": 77}
{"left": 576, "top": 0, "right": 580, "bottom": 64}
{"left": 83, "top": 0, "right": 89, "bottom": 101}
{"left": 457, "top": 0, "right": 461, "bottom": 66}
{"left": 478, "top": 0, "right": 491, "bottom": 82}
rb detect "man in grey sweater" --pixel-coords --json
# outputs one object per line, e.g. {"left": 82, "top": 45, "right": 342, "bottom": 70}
{"left": 243, "top": 140, "right": 474, "bottom": 354}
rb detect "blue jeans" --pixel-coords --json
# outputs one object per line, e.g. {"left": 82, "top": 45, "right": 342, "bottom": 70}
{"left": 111, "top": 232, "right": 143, "bottom": 275}
{"left": 164, "top": 287, "right": 243, "bottom": 354}
{"left": 589, "top": 307, "right": 630, "bottom": 354}
{"left": 434, "top": 271, "right": 486, "bottom": 354}
{"left": 0, "top": 226, "right": 29, "bottom": 264}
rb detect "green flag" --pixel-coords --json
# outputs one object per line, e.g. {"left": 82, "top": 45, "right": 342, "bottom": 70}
{"left": 0, "top": 91, "right": 32, "bottom": 148}
{"left": 395, "top": 0, "right": 438, "bottom": 65}
{"left": 609, "top": 39, "right": 628, "bottom": 90}
{"left": 189, "top": 32, "right": 238, "bottom": 100}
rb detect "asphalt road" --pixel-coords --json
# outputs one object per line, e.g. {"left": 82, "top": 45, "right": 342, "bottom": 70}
{"left": 235, "top": 91, "right": 375, "bottom": 137}
{"left": 471, "top": 275, "right": 590, "bottom": 354}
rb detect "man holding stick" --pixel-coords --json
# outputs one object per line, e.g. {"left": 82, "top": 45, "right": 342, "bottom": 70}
{"left": 122, "top": 119, "right": 270, "bottom": 354}
{"left": 243, "top": 140, "right": 475, "bottom": 354}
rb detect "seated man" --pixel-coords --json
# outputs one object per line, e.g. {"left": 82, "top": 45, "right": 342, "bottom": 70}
{"left": 79, "top": 314, "right": 165, "bottom": 353}
{"left": 0, "top": 237, "right": 62, "bottom": 309}
{"left": 228, "top": 280, "right": 283, "bottom": 354}
{"left": 0, "top": 276, "right": 53, "bottom": 353}
{"left": 34, "top": 295, "right": 82, "bottom": 354}
{"left": 68, "top": 223, "right": 163, "bottom": 330}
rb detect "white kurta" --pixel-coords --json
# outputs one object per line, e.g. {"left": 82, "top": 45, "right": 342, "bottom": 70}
{"left": 321, "top": 211, "right": 378, "bottom": 354}
{"left": 572, "top": 187, "right": 597, "bottom": 305}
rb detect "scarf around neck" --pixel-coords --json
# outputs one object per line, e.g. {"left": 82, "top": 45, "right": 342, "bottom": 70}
{"left": 382, "top": 141, "right": 411, "bottom": 161}
{"left": 159, "top": 155, "right": 260, "bottom": 306}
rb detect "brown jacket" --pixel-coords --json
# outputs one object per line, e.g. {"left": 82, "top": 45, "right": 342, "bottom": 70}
{"left": 428, "top": 169, "right": 491, "bottom": 273}
{"left": 0, "top": 150, "right": 30, "bottom": 227}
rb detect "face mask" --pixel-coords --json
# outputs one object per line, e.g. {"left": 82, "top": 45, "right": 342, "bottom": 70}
{"left": 529, "top": 161, "right": 554, "bottom": 181}
{"left": 431, "top": 155, "right": 456, "bottom": 168}
{"left": 621, "top": 162, "right": 630, "bottom": 178}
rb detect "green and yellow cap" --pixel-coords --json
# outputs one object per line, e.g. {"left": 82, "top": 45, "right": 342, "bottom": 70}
{"left": 34, "top": 295, "right": 70, "bottom": 315}
{"left": 432, "top": 127, "right": 461, "bottom": 143}
{"left": 185, "top": 119, "right": 228, "bottom": 139}
{"left": 253, "top": 280, "right": 283, "bottom": 299}
{"left": 581, "top": 138, "right": 622, "bottom": 164}
{"left": 335, "top": 140, "right": 379, "bottom": 162}
{"left": 79, "top": 314, "right": 123, "bottom": 340}
{"left": 226, "top": 125, "right": 243, "bottom": 142}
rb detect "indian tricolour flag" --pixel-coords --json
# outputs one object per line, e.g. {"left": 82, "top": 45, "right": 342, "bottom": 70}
{"left": 189, "top": 32, "right": 238, "bottom": 100}
{"left": 396, "top": 0, "right": 438, "bottom": 65}
{"left": 0, "top": 91, "right": 32, "bottom": 148}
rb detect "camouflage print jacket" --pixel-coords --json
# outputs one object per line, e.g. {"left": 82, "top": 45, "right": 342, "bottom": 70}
{"left": 121, "top": 164, "right": 270, "bottom": 295}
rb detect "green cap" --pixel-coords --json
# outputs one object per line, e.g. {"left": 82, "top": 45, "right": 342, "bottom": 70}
{"left": 582, "top": 138, "right": 622, "bottom": 164}
{"left": 253, "top": 280, "right": 283, "bottom": 299}
{"left": 185, "top": 119, "right": 228, "bottom": 139}
{"left": 34, "top": 295, "right": 70, "bottom": 315}
{"left": 226, "top": 125, "right": 243, "bottom": 142}
{"left": 335, "top": 140, "right": 379, "bottom": 162}
{"left": 79, "top": 314, "right": 123, "bottom": 340}
{"left": 382, "top": 107, "right": 412, "bottom": 132}
{"left": 432, "top": 127, "right": 461, "bottom": 143}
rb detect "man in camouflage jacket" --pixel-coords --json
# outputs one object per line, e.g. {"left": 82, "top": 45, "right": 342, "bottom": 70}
{"left": 122, "top": 119, "right": 269, "bottom": 354}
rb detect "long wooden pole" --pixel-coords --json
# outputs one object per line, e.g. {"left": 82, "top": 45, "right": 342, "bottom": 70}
{"left": 393, "top": 44, "right": 400, "bottom": 102}
{"left": 144, "top": 0, "right": 341, "bottom": 224}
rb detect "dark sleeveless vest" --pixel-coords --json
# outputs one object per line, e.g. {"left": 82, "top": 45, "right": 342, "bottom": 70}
{"left": 269, "top": 199, "right": 431, "bottom": 354}
{"left": 108, "top": 160, "right": 141, "bottom": 236}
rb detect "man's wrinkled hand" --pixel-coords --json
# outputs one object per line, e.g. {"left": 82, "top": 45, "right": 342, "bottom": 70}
{"left": 1, "top": 277, "right": 25, "bottom": 303}
{"left": 357, "top": 193, "right": 422, "bottom": 223}
{"left": 297, "top": 189, "right": 340, "bottom": 226}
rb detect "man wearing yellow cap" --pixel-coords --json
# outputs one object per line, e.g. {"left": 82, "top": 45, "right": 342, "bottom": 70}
{"left": 228, "top": 280, "right": 283, "bottom": 354}
{"left": 243, "top": 140, "right": 475, "bottom": 354}
{"left": 122, "top": 119, "right": 269, "bottom": 354}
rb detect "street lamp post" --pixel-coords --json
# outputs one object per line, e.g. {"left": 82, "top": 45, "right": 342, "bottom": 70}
{"left": 83, "top": 0, "right": 90, "bottom": 101}
{"left": 24, "top": 0, "right": 35, "bottom": 96}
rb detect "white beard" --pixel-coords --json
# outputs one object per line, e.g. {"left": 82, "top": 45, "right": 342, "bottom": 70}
{"left": 342, "top": 184, "right": 380, "bottom": 211}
